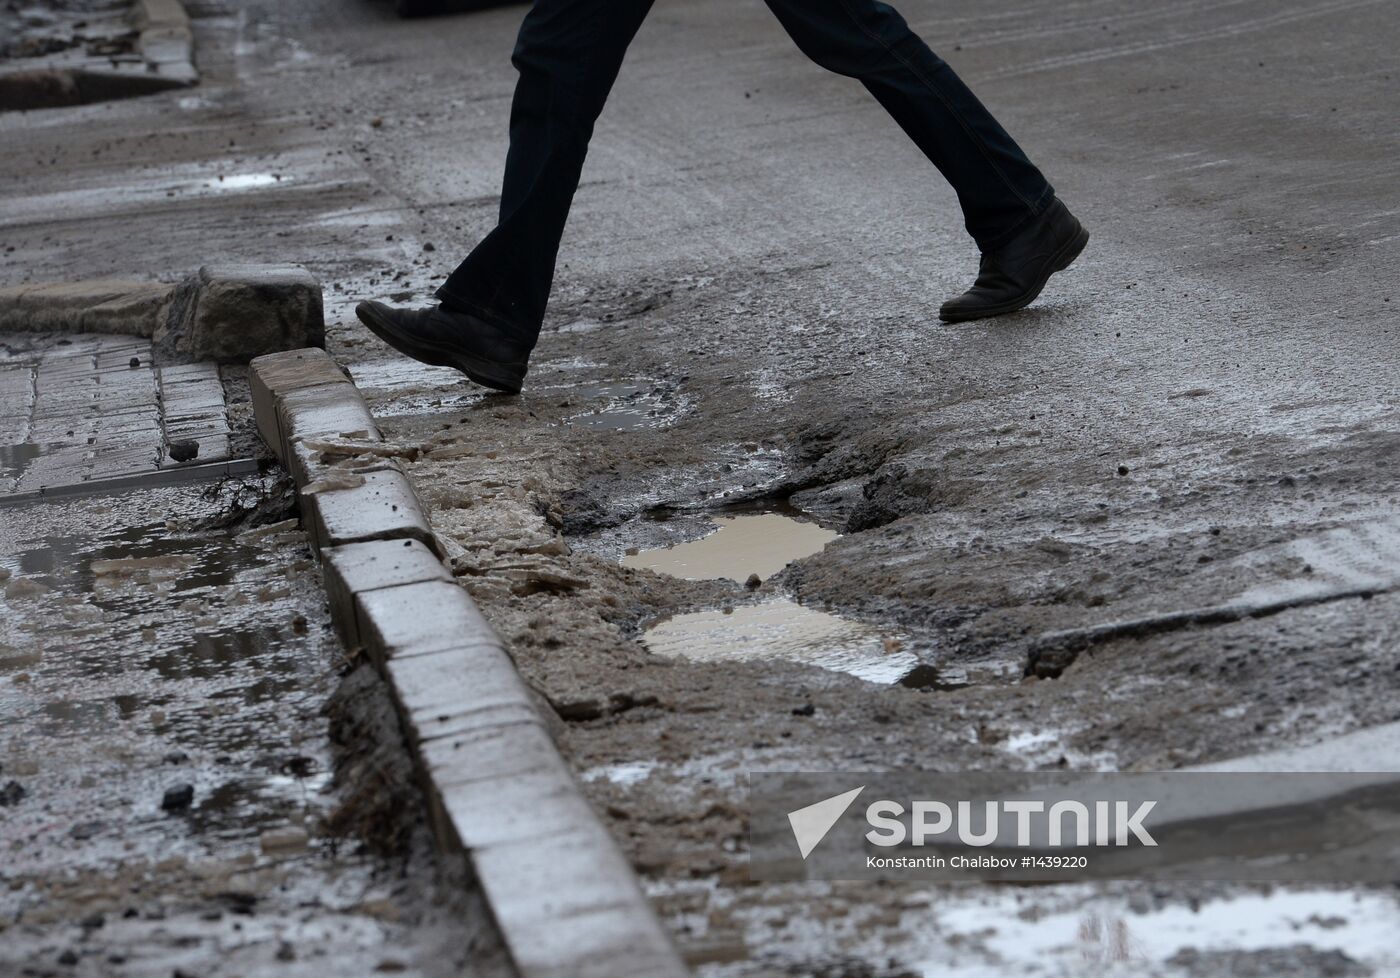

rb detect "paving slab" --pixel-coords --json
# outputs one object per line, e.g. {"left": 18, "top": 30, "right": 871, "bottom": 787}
{"left": 248, "top": 348, "right": 353, "bottom": 462}
{"left": 301, "top": 464, "right": 435, "bottom": 555}
{"left": 157, "top": 363, "right": 231, "bottom": 469}
{"left": 320, "top": 538, "right": 455, "bottom": 648}
{"left": 0, "top": 333, "right": 233, "bottom": 498}
{"left": 353, "top": 578, "right": 497, "bottom": 666}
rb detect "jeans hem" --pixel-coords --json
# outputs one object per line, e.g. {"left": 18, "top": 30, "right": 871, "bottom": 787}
{"left": 434, "top": 283, "right": 536, "bottom": 340}
{"left": 975, "top": 186, "right": 1057, "bottom": 252}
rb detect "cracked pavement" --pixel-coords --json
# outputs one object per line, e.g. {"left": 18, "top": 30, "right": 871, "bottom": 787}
{"left": 3, "top": 0, "right": 1399, "bottom": 974}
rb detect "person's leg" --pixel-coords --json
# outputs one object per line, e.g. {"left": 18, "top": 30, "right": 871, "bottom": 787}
{"left": 764, "top": 0, "right": 1051, "bottom": 251}
{"left": 437, "top": 0, "right": 656, "bottom": 340}
{"left": 357, "top": 0, "right": 655, "bottom": 392}
{"left": 764, "top": 0, "right": 1086, "bottom": 322}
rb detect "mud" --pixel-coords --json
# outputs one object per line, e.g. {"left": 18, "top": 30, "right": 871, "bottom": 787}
{"left": 0, "top": 483, "right": 511, "bottom": 977}
{"left": 6, "top": 0, "right": 1400, "bottom": 972}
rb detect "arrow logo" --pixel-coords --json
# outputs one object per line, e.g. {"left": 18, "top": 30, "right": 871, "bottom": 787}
{"left": 787, "top": 786, "right": 865, "bottom": 859}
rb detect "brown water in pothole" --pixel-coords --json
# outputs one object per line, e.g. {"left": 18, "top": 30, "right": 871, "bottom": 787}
{"left": 626, "top": 512, "right": 919, "bottom": 683}
{"left": 621, "top": 512, "right": 837, "bottom": 583}
{"left": 643, "top": 599, "right": 917, "bottom": 683}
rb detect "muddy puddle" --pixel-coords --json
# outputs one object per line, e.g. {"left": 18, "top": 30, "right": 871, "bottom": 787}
{"left": 644, "top": 599, "right": 916, "bottom": 683}
{"left": 622, "top": 512, "right": 836, "bottom": 583}
{"left": 0, "top": 489, "right": 333, "bottom": 872}
{"left": 625, "top": 510, "right": 920, "bottom": 683}
{"left": 1, "top": 442, "right": 44, "bottom": 482}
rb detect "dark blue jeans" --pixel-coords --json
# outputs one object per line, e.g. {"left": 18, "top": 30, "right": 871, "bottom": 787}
{"left": 438, "top": 0, "right": 1055, "bottom": 342}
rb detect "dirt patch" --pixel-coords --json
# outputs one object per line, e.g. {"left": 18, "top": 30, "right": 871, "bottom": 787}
{"left": 374, "top": 322, "right": 1400, "bottom": 973}
{"left": 321, "top": 662, "right": 423, "bottom": 857}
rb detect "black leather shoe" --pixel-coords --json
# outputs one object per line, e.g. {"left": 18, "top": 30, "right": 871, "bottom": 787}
{"left": 939, "top": 198, "right": 1089, "bottom": 323}
{"left": 354, "top": 300, "right": 530, "bottom": 394}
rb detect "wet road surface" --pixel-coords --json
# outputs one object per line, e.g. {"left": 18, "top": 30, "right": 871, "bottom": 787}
{"left": 0, "top": 476, "right": 510, "bottom": 976}
{"left": 4, "top": 0, "right": 1399, "bottom": 974}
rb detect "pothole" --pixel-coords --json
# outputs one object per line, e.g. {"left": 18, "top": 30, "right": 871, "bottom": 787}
{"left": 621, "top": 512, "right": 836, "bottom": 583}
{"left": 624, "top": 510, "right": 921, "bottom": 684}
{"left": 644, "top": 599, "right": 916, "bottom": 684}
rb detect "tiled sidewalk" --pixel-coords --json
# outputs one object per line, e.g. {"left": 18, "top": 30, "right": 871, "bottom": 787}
{"left": 0, "top": 334, "right": 233, "bottom": 499}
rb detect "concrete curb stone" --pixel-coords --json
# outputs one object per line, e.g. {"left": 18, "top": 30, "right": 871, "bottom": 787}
{"left": 275, "top": 382, "right": 382, "bottom": 468}
{"left": 248, "top": 349, "right": 689, "bottom": 978}
{"left": 132, "top": 0, "right": 198, "bottom": 86}
{"left": 248, "top": 348, "right": 352, "bottom": 461}
{"left": 321, "top": 539, "right": 454, "bottom": 649}
{"left": 0, "top": 0, "right": 197, "bottom": 111}
{"left": 302, "top": 463, "right": 437, "bottom": 555}
{"left": 354, "top": 578, "right": 497, "bottom": 664}
{"left": 420, "top": 722, "right": 567, "bottom": 793}
{"left": 0, "top": 281, "right": 173, "bottom": 336}
{"left": 476, "top": 835, "right": 690, "bottom": 978}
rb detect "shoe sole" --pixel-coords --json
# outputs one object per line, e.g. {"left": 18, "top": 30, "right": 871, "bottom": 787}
{"left": 355, "top": 303, "right": 526, "bottom": 395}
{"left": 939, "top": 221, "right": 1091, "bottom": 324}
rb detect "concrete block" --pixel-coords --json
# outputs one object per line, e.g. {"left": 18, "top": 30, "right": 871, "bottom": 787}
{"left": 249, "top": 348, "right": 349, "bottom": 397}
{"left": 320, "top": 539, "right": 453, "bottom": 649}
{"left": 419, "top": 719, "right": 563, "bottom": 788}
{"left": 284, "top": 435, "right": 400, "bottom": 490}
{"left": 388, "top": 644, "right": 541, "bottom": 746}
{"left": 0, "top": 280, "right": 172, "bottom": 336}
{"left": 248, "top": 348, "right": 351, "bottom": 460}
{"left": 418, "top": 723, "right": 573, "bottom": 856}
{"left": 474, "top": 830, "right": 689, "bottom": 978}
{"left": 276, "top": 383, "right": 380, "bottom": 470}
{"left": 159, "top": 265, "right": 324, "bottom": 365}
{"left": 353, "top": 578, "right": 495, "bottom": 665}
{"left": 433, "top": 768, "right": 594, "bottom": 852}
{"left": 302, "top": 465, "right": 434, "bottom": 555}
